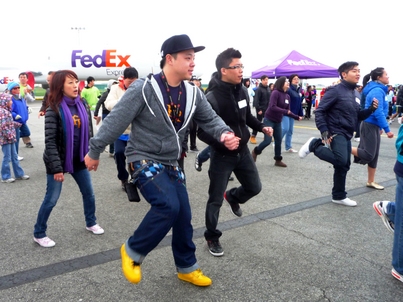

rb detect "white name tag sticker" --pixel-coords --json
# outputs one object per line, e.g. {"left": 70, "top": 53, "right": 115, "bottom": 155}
{"left": 285, "top": 99, "right": 289, "bottom": 104}
{"left": 238, "top": 99, "right": 247, "bottom": 109}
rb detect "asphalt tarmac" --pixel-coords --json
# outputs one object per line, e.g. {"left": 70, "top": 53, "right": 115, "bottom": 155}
{"left": 0, "top": 103, "right": 402, "bottom": 302}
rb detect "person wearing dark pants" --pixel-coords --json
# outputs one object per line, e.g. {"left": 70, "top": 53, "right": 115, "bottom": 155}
{"left": 252, "top": 77, "right": 302, "bottom": 167}
{"left": 299, "top": 61, "right": 378, "bottom": 207}
{"left": 205, "top": 146, "right": 261, "bottom": 245}
{"left": 198, "top": 48, "right": 272, "bottom": 257}
{"left": 114, "top": 138, "right": 130, "bottom": 190}
{"left": 250, "top": 75, "right": 270, "bottom": 144}
{"left": 85, "top": 34, "right": 240, "bottom": 287}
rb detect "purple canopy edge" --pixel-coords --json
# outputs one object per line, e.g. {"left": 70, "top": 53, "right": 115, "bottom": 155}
{"left": 251, "top": 50, "right": 339, "bottom": 79}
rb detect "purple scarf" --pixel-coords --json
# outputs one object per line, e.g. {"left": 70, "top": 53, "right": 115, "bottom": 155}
{"left": 60, "top": 95, "right": 89, "bottom": 173}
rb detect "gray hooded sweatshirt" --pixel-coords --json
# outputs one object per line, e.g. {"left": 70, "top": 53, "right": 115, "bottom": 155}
{"left": 88, "top": 75, "right": 231, "bottom": 166}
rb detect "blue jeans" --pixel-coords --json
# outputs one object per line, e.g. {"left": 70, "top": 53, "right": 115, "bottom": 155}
{"left": 311, "top": 135, "right": 351, "bottom": 200}
{"left": 281, "top": 116, "right": 295, "bottom": 151}
{"left": 33, "top": 168, "right": 97, "bottom": 238}
{"left": 114, "top": 139, "right": 129, "bottom": 181}
{"left": 391, "top": 175, "right": 403, "bottom": 274}
{"left": 198, "top": 146, "right": 211, "bottom": 164}
{"left": 255, "top": 118, "right": 283, "bottom": 160}
{"left": 125, "top": 162, "right": 198, "bottom": 273}
{"left": 205, "top": 146, "right": 261, "bottom": 240}
{"left": 1, "top": 143, "right": 25, "bottom": 180}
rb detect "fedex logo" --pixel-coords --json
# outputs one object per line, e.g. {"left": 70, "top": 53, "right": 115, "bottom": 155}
{"left": 0, "top": 77, "right": 11, "bottom": 84}
{"left": 72, "top": 50, "right": 131, "bottom": 68}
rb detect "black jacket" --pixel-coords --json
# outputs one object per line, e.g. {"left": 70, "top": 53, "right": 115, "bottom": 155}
{"left": 43, "top": 99, "right": 93, "bottom": 174}
{"left": 94, "top": 89, "right": 111, "bottom": 117}
{"left": 253, "top": 83, "right": 271, "bottom": 112}
{"left": 198, "top": 76, "right": 264, "bottom": 155}
{"left": 315, "top": 80, "right": 373, "bottom": 140}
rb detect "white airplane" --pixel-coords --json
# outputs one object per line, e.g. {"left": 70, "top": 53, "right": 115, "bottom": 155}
{"left": 0, "top": 48, "right": 166, "bottom": 92}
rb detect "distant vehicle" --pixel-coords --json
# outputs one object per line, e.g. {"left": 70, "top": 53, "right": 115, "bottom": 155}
{"left": 1, "top": 48, "right": 166, "bottom": 92}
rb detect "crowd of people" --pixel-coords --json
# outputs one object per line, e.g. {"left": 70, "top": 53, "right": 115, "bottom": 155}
{"left": 1, "top": 34, "right": 403, "bottom": 287}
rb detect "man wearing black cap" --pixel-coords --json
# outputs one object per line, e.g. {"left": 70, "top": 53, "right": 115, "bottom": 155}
{"left": 85, "top": 34, "right": 240, "bottom": 287}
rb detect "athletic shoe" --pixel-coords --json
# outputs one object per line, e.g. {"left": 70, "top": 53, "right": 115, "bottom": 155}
{"left": 18, "top": 156, "right": 24, "bottom": 161}
{"left": 286, "top": 148, "right": 298, "bottom": 153}
{"left": 26, "top": 142, "right": 34, "bottom": 148}
{"left": 16, "top": 175, "right": 30, "bottom": 180}
{"left": 366, "top": 182, "right": 384, "bottom": 190}
{"left": 190, "top": 147, "right": 199, "bottom": 152}
{"left": 373, "top": 201, "right": 394, "bottom": 233}
{"left": 34, "top": 236, "right": 56, "bottom": 248}
{"left": 224, "top": 191, "right": 242, "bottom": 217}
{"left": 120, "top": 244, "right": 141, "bottom": 284}
{"left": 1, "top": 178, "right": 15, "bottom": 183}
{"left": 392, "top": 268, "right": 403, "bottom": 282}
{"left": 207, "top": 240, "right": 224, "bottom": 257}
{"left": 299, "top": 137, "right": 315, "bottom": 158}
{"left": 194, "top": 153, "right": 202, "bottom": 172}
{"left": 331, "top": 197, "right": 357, "bottom": 207}
{"left": 86, "top": 224, "right": 104, "bottom": 235}
{"left": 178, "top": 268, "right": 212, "bottom": 286}
{"left": 250, "top": 136, "right": 257, "bottom": 144}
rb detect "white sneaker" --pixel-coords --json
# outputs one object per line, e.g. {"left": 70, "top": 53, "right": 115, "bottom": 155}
{"left": 286, "top": 148, "right": 298, "bottom": 153}
{"left": 86, "top": 224, "right": 104, "bottom": 235}
{"left": 332, "top": 197, "right": 357, "bottom": 207}
{"left": 1, "top": 178, "right": 15, "bottom": 183}
{"left": 392, "top": 268, "right": 403, "bottom": 282}
{"left": 299, "top": 137, "right": 315, "bottom": 158}
{"left": 34, "top": 236, "right": 56, "bottom": 247}
{"left": 18, "top": 156, "right": 24, "bottom": 161}
{"left": 16, "top": 175, "right": 30, "bottom": 180}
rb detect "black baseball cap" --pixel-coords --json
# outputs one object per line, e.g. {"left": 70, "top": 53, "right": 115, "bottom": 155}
{"left": 160, "top": 34, "right": 205, "bottom": 58}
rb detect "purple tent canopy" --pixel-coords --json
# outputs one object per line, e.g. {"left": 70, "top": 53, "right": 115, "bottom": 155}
{"left": 251, "top": 50, "right": 339, "bottom": 79}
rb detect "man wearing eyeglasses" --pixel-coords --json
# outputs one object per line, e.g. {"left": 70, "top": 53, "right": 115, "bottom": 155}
{"left": 197, "top": 48, "right": 273, "bottom": 257}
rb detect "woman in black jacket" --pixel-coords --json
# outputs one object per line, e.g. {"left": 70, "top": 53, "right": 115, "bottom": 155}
{"left": 33, "top": 70, "right": 104, "bottom": 248}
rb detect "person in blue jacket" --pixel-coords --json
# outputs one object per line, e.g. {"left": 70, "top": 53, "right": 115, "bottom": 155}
{"left": 298, "top": 61, "right": 378, "bottom": 207}
{"left": 283, "top": 74, "right": 304, "bottom": 152}
{"left": 372, "top": 123, "right": 403, "bottom": 283}
{"left": 351, "top": 68, "right": 394, "bottom": 190}
{"left": 7, "top": 82, "right": 30, "bottom": 156}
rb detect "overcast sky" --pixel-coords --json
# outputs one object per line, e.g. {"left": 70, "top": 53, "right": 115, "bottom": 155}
{"left": 2, "top": 0, "right": 401, "bottom": 85}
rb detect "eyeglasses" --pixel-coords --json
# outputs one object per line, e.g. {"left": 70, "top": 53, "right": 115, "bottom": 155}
{"left": 225, "top": 65, "right": 244, "bottom": 70}
{"left": 12, "top": 87, "right": 21, "bottom": 90}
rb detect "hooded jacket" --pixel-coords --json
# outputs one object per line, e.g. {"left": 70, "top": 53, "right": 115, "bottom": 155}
{"left": 88, "top": 75, "right": 231, "bottom": 165}
{"left": 362, "top": 81, "right": 390, "bottom": 133}
{"left": 0, "top": 93, "right": 17, "bottom": 146}
{"left": 11, "top": 94, "right": 29, "bottom": 125}
{"left": 315, "top": 80, "right": 373, "bottom": 140}
{"left": 197, "top": 76, "right": 265, "bottom": 155}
